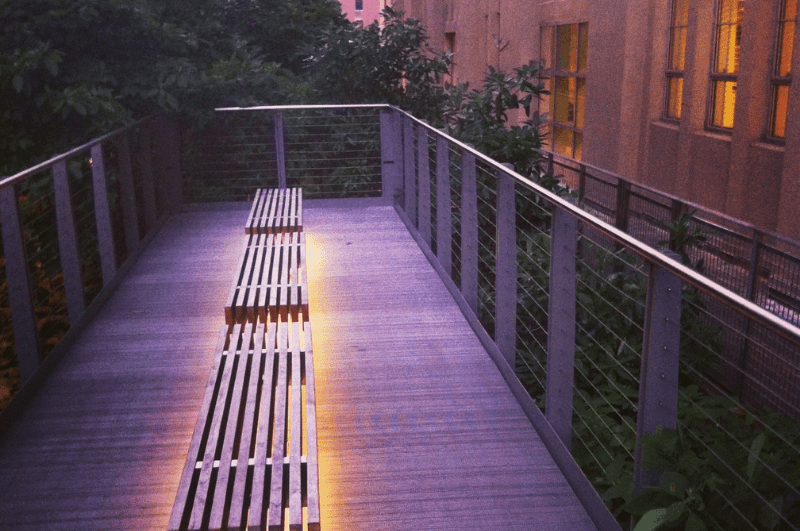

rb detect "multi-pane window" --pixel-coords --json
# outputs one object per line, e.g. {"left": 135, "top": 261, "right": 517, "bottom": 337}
{"left": 709, "top": 0, "right": 745, "bottom": 129}
{"left": 665, "top": 0, "right": 689, "bottom": 119}
{"left": 771, "top": 0, "right": 796, "bottom": 138}
{"left": 541, "top": 23, "right": 588, "bottom": 159}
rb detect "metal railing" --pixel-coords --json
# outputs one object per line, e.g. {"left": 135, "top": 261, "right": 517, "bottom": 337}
{"left": 186, "top": 105, "right": 385, "bottom": 201}
{"left": 0, "top": 116, "right": 182, "bottom": 414}
{"left": 545, "top": 151, "right": 800, "bottom": 328}
{"left": 3, "top": 104, "right": 799, "bottom": 531}
{"left": 386, "top": 109, "right": 800, "bottom": 531}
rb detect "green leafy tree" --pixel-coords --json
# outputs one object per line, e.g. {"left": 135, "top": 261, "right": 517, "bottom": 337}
{"left": 304, "top": 7, "right": 451, "bottom": 122}
{"left": 0, "top": 0, "right": 343, "bottom": 175}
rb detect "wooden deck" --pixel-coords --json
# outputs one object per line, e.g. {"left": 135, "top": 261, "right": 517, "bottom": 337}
{"left": 0, "top": 202, "right": 596, "bottom": 530}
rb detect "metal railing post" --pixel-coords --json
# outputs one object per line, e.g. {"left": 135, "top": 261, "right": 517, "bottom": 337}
{"left": 274, "top": 111, "right": 287, "bottom": 189}
{"left": 615, "top": 179, "right": 631, "bottom": 232}
{"left": 380, "top": 109, "right": 403, "bottom": 203}
{"left": 403, "top": 116, "right": 416, "bottom": 224}
{"left": 435, "top": 135, "right": 452, "bottom": 277}
{"left": 545, "top": 207, "right": 578, "bottom": 449}
{"left": 138, "top": 123, "right": 158, "bottom": 232}
{"left": 634, "top": 259, "right": 682, "bottom": 492}
{"left": 162, "top": 118, "right": 184, "bottom": 211}
{"left": 0, "top": 185, "right": 40, "bottom": 382}
{"left": 418, "top": 128, "right": 432, "bottom": 247}
{"left": 461, "top": 149, "right": 478, "bottom": 314}
{"left": 90, "top": 144, "right": 117, "bottom": 285}
{"left": 53, "top": 161, "right": 86, "bottom": 324}
{"left": 495, "top": 168, "right": 517, "bottom": 366}
{"left": 735, "top": 230, "right": 763, "bottom": 396}
{"left": 113, "top": 132, "right": 141, "bottom": 258}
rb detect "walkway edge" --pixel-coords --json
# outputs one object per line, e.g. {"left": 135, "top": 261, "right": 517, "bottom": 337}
{"left": 394, "top": 204, "right": 622, "bottom": 531}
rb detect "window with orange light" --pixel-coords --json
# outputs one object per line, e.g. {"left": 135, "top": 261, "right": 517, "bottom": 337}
{"left": 770, "top": 0, "right": 796, "bottom": 139}
{"left": 709, "top": 0, "right": 744, "bottom": 130}
{"left": 540, "top": 23, "right": 588, "bottom": 160}
{"left": 665, "top": 0, "right": 689, "bottom": 120}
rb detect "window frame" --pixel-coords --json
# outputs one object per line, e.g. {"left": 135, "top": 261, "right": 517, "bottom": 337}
{"left": 540, "top": 22, "right": 588, "bottom": 160}
{"left": 707, "top": 0, "right": 745, "bottom": 132}
{"left": 664, "top": 0, "right": 689, "bottom": 121}
{"left": 767, "top": 0, "right": 795, "bottom": 141}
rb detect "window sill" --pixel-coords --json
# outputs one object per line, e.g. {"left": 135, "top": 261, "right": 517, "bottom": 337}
{"left": 752, "top": 140, "right": 785, "bottom": 153}
{"left": 695, "top": 128, "right": 733, "bottom": 143}
{"left": 652, "top": 120, "right": 680, "bottom": 132}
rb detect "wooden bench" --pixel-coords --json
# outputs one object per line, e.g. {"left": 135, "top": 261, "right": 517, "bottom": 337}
{"left": 170, "top": 187, "right": 319, "bottom": 530}
{"left": 168, "top": 318, "right": 320, "bottom": 531}
{"left": 246, "top": 188, "right": 303, "bottom": 235}
{"left": 224, "top": 231, "right": 309, "bottom": 325}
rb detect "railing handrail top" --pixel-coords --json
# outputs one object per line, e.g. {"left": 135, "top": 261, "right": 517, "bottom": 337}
{"left": 215, "top": 104, "right": 392, "bottom": 112}
{"left": 540, "top": 148, "right": 800, "bottom": 250}
{"left": 0, "top": 117, "right": 151, "bottom": 192}
{"left": 393, "top": 107, "right": 800, "bottom": 344}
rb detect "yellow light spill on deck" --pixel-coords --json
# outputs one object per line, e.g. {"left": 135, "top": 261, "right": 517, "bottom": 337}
{"left": 303, "top": 231, "right": 342, "bottom": 528}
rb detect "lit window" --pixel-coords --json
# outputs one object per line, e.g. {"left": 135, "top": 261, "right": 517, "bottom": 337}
{"left": 541, "top": 23, "right": 588, "bottom": 160}
{"left": 771, "top": 0, "right": 796, "bottom": 139}
{"left": 709, "top": 0, "right": 744, "bottom": 129}
{"left": 665, "top": 0, "right": 688, "bottom": 119}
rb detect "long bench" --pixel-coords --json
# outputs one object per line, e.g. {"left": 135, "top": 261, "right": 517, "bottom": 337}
{"left": 224, "top": 232, "right": 309, "bottom": 325}
{"left": 167, "top": 320, "right": 320, "bottom": 531}
{"left": 169, "top": 188, "right": 319, "bottom": 531}
{"left": 245, "top": 188, "right": 303, "bottom": 235}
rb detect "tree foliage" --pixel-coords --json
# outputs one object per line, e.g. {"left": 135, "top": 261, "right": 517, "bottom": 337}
{"left": 304, "top": 6, "right": 451, "bottom": 122}
{"left": 0, "top": 0, "right": 345, "bottom": 175}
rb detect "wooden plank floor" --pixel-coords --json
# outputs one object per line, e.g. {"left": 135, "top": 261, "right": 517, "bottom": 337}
{"left": 306, "top": 204, "right": 595, "bottom": 531}
{"left": 0, "top": 203, "right": 596, "bottom": 530}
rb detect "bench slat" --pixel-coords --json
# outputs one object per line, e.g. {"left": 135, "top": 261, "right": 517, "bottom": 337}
{"left": 288, "top": 188, "right": 297, "bottom": 232}
{"left": 268, "top": 323, "right": 289, "bottom": 530}
{"left": 167, "top": 326, "right": 229, "bottom": 531}
{"left": 227, "top": 323, "right": 265, "bottom": 530}
{"left": 233, "top": 237, "right": 259, "bottom": 321}
{"left": 245, "top": 234, "right": 269, "bottom": 323}
{"left": 278, "top": 234, "right": 291, "bottom": 311}
{"left": 189, "top": 323, "right": 241, "bottom": 529}
{"left": 299, "top": 233, "right": 309, "bottom": 312}
{"left": 225, "top": 237, "right": 252, "bottom": 324}
{"left": 245, "top": 189, "right": 261, "bottom": 235}
{"left": 289, "top": 319, "right": 303, "bottom": 530}
{"left": 270, "top": 189, "right": 285, "bottom": 234}
{"left": 209, "top": 323, "right": 253, "bottom": 531}
{"left": 297, "top": 188, "right": 303, "bottom": 231}
{"left": 249, "top": 321, "right": 278, "bottom": 530}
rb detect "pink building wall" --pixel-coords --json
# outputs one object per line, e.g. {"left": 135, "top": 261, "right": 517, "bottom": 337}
{"left": 339, "top": 0, "right": 385, "bottom": 26}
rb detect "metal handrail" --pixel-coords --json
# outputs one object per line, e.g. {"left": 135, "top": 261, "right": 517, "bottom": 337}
{"left": 398, "top": 109, "right": 800, "bottom": 346}
{"left": 539, "top": 148, "right": 800, "bottom": 251}
{"left": 0, "top": 117, "right": 150, "bottom": 192}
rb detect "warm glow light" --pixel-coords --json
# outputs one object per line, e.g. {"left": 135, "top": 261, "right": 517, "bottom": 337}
{"left": 711, "top": 0, "right": 743, "bottom": 128}
{"left": 302, "top": 232, "right": 341, "bottom": 528}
